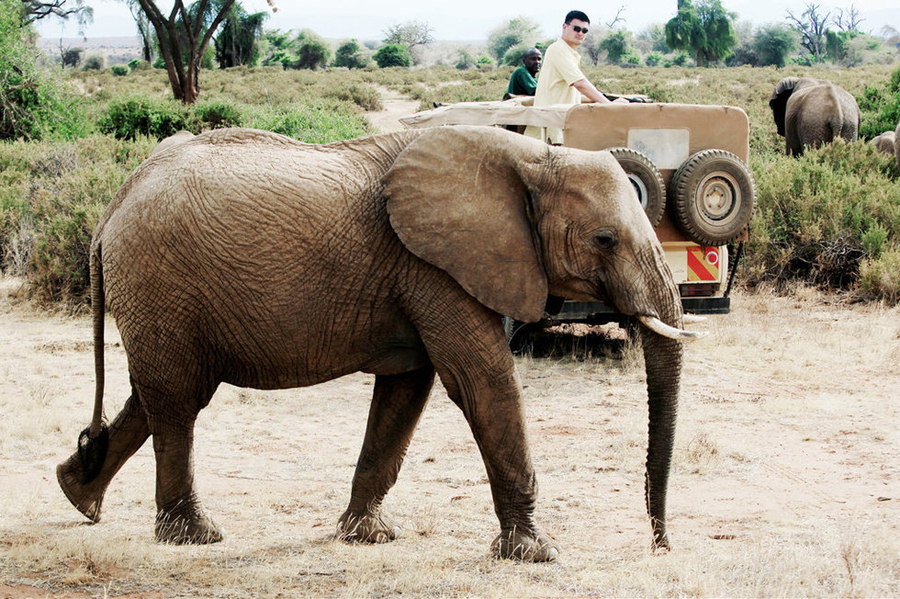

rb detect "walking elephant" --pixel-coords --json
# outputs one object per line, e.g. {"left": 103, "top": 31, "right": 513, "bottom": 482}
{"left": 57, "top": 125, "right": 701, "bottom": 561}
{"left": 769, "top": 77, "right": 861, "bottom": 156}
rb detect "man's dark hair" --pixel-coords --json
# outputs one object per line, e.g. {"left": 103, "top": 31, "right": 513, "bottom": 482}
{"left": 565, "top": 10, "right": 590, "bottom": 24}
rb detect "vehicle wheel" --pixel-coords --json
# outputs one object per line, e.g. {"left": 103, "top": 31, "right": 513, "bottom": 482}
{"left": 502, "top": 316, "right": 534, "bottom": 355}
{"left": 607, "top": 147, "right": 666, "bottom": 227}
{"left": 669, "top": 150, "right": 756, "bottom": 246}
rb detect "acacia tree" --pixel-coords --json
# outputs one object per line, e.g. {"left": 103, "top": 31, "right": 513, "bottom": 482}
{"left": 786, "top": 2, "right": 830, "bottom": 63}
{"left": 215, "top": 3, "right": 267, "bottom": 68}
{"left": 22, "top": 0, "right": 92, "bottom": 31}
{"left": 486, "top": 16, "right": 541, "bottom": 63}
{"left": 665, "top": 0, "right": 737, "bottom": 66}
{"left": 130, "top": 0, "right": 272, "bottom": 103}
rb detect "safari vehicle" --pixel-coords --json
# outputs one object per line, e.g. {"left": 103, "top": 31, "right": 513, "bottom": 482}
{"left": 400, "top": 97, "right": 756, "bottom": 345}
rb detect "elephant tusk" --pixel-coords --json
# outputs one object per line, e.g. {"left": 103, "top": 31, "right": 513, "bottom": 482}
{"left": 638, "top": 315, "right": 708, "bottom": 341}
{"left": 682, "top": 314, "right": 707, "bottom": 324}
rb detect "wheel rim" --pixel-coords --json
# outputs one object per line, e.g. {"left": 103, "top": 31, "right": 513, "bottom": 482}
{"left": 697, "top": 172, "right": 740, "bottom": 226}
{"left": 627, "top": 173, "right": 649, "bottom": 209}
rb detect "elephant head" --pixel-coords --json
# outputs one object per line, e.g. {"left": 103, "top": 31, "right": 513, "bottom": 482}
{"left": 384, "top": 125, "right": 691, "bottom": 548}
{"left": 770, "top": 77, "right": 861, "bottom": 156}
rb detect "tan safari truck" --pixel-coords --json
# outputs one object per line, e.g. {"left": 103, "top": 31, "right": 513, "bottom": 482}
{"left": 400, "top": 97, "right": 756, "bottom": 348}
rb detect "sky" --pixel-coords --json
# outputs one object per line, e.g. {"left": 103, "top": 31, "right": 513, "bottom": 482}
{"left": 35, "top": 0, "right": 900, "bottom": 42}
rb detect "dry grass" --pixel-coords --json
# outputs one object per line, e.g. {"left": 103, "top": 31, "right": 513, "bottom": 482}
{"left": 1, "top": 276, "right": 899, "bottom": 597}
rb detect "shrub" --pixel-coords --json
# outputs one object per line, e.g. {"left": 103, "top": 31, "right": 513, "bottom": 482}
{"left": 374, "top": 44, "right": 411, "bottom": 68}
{"left": 247, "top": 101, "right": 369, "bottom": 143}
{"left": 0, "top": 4, "right": 88, "bottom": 141}
{"left": 194, "top": 100, "right": 244, "bottom": 129}
{"left": 0, "top": 136, "right": 157, "bottom": 303}
{"left": 860, "top": 248, "right": 900, "bottom": 302}
{"left": 294, "top": 30, "right": 332, "bottom": 70}
{"left": 322, "top": 85, "right": 383, "bottom": 111}
{"left": 857, "top": 65, "right": 900, "bottom": 139}
{"left": 111, "top": 65, "right": 129, "bottom": 77}
{"left": 99, "top": 96, "right": 194, "bottom": 140}
{"left": 82, "top": 55, "right": 104, "bottom": 70}
{"left": 334, "top": 40, "right": 368, "bottom": 69}
{"left": 644, "top": 52, "right": 663, "bottom": 67}
{"left": 745, "top": 141, "right": 900, "bottom": 296}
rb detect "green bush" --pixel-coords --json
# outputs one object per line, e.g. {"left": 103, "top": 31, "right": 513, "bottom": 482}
{"left": 745, "top": 141, "right": 900, "bottom": 293}
{"left": 0, "top": 3, "right": 89, "bottom": 141}
{"left": 374, "top": 44, "right": 411, "bottom": 68}
{"left": 83, "top": 55, "right": 104, "bottom": 70}
{"left": 194, "top": 100, "right": 244, "bottom": 129}
{"left": 0, "top": 136, "right": 157, "bottom": 302}
{"left": 322, "top": 85, "right": 383, "bottom": 111}
{"left": 857, "top": 65, "right": 900, "bottom": 139}
{"left": 99, "top": 96, "right": 195, "bottom": 140}
{"left": 860, "top": 248, "right": 900, "bottom": 302}
{"left": 334, "top": 40, "right": 368, "bottom": 69}
{"left": 294, "top": 30, "right": 332, "bottom": 70}
{"left": 111, "top": 65, "right": 129, "bottom": 77}
{"left": 247, "top": 101, "right": 369, "bottom": 143}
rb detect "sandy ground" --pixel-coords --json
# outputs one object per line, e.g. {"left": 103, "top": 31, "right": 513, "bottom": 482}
{"left": 366, "top": 87, "right": 421, "bottom": 134}
{"left": 1, "top": 86, "right": 898, "bottom": 599}
{"left": 0, "top": 274, "right": 898, "bottom": 597}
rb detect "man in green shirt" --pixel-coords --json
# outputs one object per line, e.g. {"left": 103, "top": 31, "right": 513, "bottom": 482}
{"left": 507, "top": 48, "right": 542, "bottom": 96}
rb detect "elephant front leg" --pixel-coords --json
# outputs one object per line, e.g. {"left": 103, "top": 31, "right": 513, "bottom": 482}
{"left": 437, "top": 362, "right": 559, "bottom": 562}
{"left": 338, "top": 365, "right": 435, "bottom": 544}
{"left": 152, "top": 423, "right": 223, "bottom": 544}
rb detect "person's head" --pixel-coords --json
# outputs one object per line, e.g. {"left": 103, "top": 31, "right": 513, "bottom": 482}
{"left": 562, "top": 10, "right": 590, "bottom": 47}
{"left": 522, "top": 48, "right": 542, "bottom": 76}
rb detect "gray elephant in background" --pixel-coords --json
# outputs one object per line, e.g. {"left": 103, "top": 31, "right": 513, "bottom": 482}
{"left": 56, "top": 126, "right": 702, "bottom": 562}
{"left": 149, "top": 130, "right": 194, "bottom": 157}
{"left": 896, "top": 122, "right": 900, "bottom": 170}
{"left": 871, "top": 130, "right": 896, "bottom": 156}
{"left": 769, "top": 77, "right": 861, "bottom": 156}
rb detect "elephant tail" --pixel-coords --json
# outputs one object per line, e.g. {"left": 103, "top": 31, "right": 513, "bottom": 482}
{"left": 78, "top": 242, "right": 109, "bottom": 484}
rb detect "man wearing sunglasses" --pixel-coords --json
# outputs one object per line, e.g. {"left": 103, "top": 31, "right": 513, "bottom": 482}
{"left": 525, "top": 10, "right": 611, "bottom": 143}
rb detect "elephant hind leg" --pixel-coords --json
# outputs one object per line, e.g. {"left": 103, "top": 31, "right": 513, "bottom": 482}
{"left": 151, "top": 421, "right": 223, "bottom": 544}
{"left": 57, "top": 393, "right": 150, "bottom": 522}
{"left": 338, "top": 364, "right": 435, "bottom": 544}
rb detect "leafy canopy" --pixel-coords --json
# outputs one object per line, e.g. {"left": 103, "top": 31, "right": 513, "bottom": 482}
{"left": 665, "top": 0, "right": 737, "bottom": 66}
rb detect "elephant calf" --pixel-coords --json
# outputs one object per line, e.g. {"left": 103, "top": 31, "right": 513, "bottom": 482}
{"left": 871, "top": 130, "right": 895, "bottom": 156}
{"left": 57, "top": 126, "right": 699, "bottom": 561}
{"left": 770, "top": 77, "right": 861, "bottom": 156}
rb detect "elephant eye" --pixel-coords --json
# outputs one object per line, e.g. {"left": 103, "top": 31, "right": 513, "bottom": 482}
{"left": 594, "top": 228, "right": 617, "bottom": 251}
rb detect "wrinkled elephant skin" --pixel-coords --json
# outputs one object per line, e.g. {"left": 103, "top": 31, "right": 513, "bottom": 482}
{"left": 57, "top": 126, "right": 688, "bottom": 561}
{"left": 769, "top": 77, "right": 861, "bottom": 156}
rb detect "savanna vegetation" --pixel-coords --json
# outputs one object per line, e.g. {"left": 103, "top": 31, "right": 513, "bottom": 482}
{"left": 3, "top": 0, "right": 900, "bottom": 307}
{"left": 3, "top": 61, "right": 900, "bottom": 307}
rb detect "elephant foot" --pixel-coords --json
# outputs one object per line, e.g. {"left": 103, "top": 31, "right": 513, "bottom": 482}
{"left": 155, "top": 503, "right": 224, "bottom": 544}
{"left": 491, "top": 527, "right": 559, "bottom": 562}
{"left": 56, "top": 452, "right": 107, "bottom": 523}
{"left": 336, "top": 509, "right": 400, "bottom": 544}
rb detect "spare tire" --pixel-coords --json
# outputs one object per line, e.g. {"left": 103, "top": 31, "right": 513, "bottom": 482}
{"left": 669, "top": 149, "right": 756, "bottom": 246}
{"left": 607, "top": 148, "right": 666, "bottom": 227}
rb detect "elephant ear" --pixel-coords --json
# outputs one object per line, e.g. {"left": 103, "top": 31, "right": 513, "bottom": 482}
{"left": 769, "top": 77, "right": 799, "bottom": 137}
{"left": 384, "top": 126, "right": 548, "bottom": 323}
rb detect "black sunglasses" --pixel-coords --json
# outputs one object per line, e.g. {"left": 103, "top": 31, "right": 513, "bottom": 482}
{"left": 570, "top": 25, "right": 588, "bottom": 33}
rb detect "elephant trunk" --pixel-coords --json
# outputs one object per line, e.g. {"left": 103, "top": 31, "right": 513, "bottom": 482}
{"left": 640, "top": 327, "right": 682, "bottom": 550}
{"left": 632, "top": 249, "right": 684, "bottom": 550}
